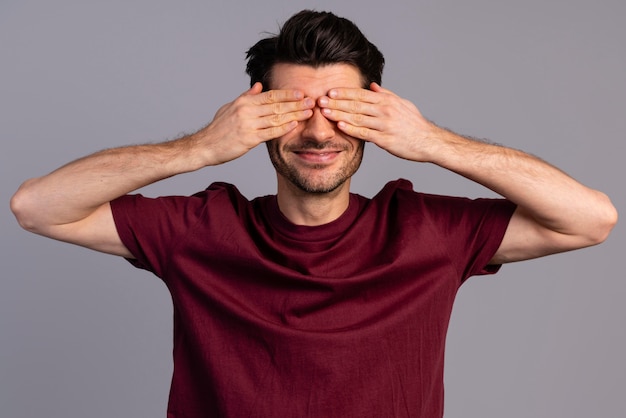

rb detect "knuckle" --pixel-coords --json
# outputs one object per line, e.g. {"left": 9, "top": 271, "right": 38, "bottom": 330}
{"left": 233, "top": 105, "right": 246, "bottom": 119}
{"left": 272, "top": 102, "right": 283, "bottom": 114}
{"left": 264, "top": 90, "right": 276, "bottom": 104}
{"left": 270, "top": 113, "right": 283, "bottom": 126}
{"left": 266, "top": 125, "right": 284, "bottom": 139}
{"left": 359, "top": 127, "right": 369, "bottom": 139}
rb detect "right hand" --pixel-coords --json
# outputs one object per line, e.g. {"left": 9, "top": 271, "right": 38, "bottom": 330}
{"left": 197, "top": 82, "right": 314, "bottom": 165}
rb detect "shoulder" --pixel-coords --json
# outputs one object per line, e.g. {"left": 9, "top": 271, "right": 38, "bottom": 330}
{"left": 368, "top": 178, "right": 516, "bottom": 225}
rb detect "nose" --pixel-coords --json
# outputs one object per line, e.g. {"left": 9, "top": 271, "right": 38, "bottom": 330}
{"left": 301, "top": 107, "right": 335, "bottom": 142}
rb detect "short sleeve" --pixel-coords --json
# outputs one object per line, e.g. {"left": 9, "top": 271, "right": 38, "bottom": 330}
{"left": 110, "top": 193, "right": 206, "bottom": 277}
{"left": 418, "top": 193, "right": 516, "bottom": 281}
{"left": 381, "top": 178, "right": 515, "bottom": 284}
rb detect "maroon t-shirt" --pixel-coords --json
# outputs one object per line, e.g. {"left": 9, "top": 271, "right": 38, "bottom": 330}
{"left": 111, "top": 179, "right": 516, "bottom": 418}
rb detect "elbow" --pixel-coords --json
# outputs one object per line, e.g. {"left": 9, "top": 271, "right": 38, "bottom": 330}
{"left": 586, "top": 193, "right": 618, "bottom": 246}
{"left": 10, "top": 180, "right": 44, "bottom": 233}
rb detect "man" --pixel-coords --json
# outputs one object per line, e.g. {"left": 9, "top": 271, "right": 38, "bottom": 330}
{"left": 10, "top": 9, "right": 617, "bottom": 418}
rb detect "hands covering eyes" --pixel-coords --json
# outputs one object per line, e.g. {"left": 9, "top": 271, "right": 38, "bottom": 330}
{"left": 201, "top": 81, "right": 439, "bottom": 165}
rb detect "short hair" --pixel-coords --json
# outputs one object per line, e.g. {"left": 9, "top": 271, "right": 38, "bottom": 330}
{"left": 245, "top": 10, "right": 385, "bottom": 90}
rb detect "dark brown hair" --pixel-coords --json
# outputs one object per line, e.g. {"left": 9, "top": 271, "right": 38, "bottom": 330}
{"left": 245, "top": 10, "right": 384, "bottom": 89}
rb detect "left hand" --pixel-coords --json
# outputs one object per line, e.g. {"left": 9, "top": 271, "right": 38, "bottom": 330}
{"left": 317, "top": 83, "right": 441, "bottom": 162}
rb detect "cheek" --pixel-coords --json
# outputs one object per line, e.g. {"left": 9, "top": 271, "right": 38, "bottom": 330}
{"left": 346, "top": 137, "right": 365, "bottom": 151}
{"left": 265, "top": 135, "right": 289, "bottom": 156}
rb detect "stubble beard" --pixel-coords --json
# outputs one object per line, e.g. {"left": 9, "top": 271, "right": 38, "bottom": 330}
{"left": 266, "top": 140, "right": 365, "bottom": 194}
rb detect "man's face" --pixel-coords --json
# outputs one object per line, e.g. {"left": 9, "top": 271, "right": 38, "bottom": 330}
{"left": 266, "top": 63, "right": 365, "bottom": 194}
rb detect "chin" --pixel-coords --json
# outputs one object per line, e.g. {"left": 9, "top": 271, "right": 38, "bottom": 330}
{"left": 294, "top": 178, "right": 348, "bottom": 194}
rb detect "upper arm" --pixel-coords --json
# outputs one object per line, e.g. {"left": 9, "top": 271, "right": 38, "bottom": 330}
{"left": 490, "top": 206, "right": 599, "bottom": 264}
{"left": 36, "top": 202, "right": 134, "bottom": 259}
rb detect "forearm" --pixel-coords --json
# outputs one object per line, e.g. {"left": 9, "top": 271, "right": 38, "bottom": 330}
{"left": 12, "top": 84, "right": 313, "bottom": 235}
{"left": 319, "top": 84, "right": 616, "bottom": 257}
{"left": 12, "top": 134, "right": 206, "bottom": 230}
{"left": 429, "top": 127, "right": 617, "bottom": 242}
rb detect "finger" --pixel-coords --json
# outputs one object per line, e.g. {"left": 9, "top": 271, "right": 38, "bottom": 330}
{"left": 244, "top": 82, "right": 264, "bottom": 96}
{"left": 327, "top": 87, "right": 380, "bottom": 103}
{"left": 370, "top": 82, "right": 382, "bottom": 92}
{"left": 259, "top": 107, "right": 313, "bottom": 129}
{"left": 336, "top": 120, "right": 379, "bottom": 142}
{"left": 263, "top": 96, "right": 315, "bottom": 118}
{"left": 256, "top": 88, "right": 306, "bottom": 105}
{"left": 321, "top": 107, "right": 383, "bottom": 131}
{"left": 318, "top": 96, "right": 379, "bottom": 116}
{"left": 246, "top": 90, "right": 313, "bottom": 121}
{"left": 369, "top": 82, "right": 397, "bottom": 96}
{"left": 258, "top": 120, "right": 299, "bottom": 141}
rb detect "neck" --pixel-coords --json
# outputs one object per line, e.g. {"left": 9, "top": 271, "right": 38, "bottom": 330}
{"left": 276, "top": 179, "right": 352, "bottom": 226}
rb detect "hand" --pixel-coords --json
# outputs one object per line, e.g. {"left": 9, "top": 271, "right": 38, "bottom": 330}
{"left": 317, "top": 83, "right": 441, "bottom": 162}
{"left": 198, "top": 82, "right": 314, "bottom": 165}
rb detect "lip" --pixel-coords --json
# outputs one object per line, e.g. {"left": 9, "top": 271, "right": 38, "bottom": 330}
{"left": 293, "top": 150, "right": 342, "bottom": 164}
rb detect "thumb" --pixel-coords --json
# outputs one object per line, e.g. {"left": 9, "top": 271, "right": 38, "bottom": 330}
{"left": 245, "top": 82, "right": 264, "bottom": 96}
{"left": 370, "top": 82, "right": 393, "bottom": 94}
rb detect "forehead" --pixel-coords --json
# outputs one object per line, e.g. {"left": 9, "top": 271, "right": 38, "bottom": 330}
{"left": 270, "top": 63, "right": 364, "bottom": 96}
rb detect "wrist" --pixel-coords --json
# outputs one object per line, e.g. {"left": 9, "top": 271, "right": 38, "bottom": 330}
{"left": 167, "top": 130, "right": 217, "bottom": 172}
{"left": 416, "top": 123, "right": 465, "bottom": 166}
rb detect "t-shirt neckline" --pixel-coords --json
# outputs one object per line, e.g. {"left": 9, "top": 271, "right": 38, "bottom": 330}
{"left": 264, "top": 194, "right": 362, "bottom": 243}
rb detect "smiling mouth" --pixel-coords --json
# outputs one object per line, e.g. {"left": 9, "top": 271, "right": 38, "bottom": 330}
{"left": 294, "top": 150, "right": 342, "bottom": 155}
{"left": 293, "top": 150, "right": 342, "bottom": 164}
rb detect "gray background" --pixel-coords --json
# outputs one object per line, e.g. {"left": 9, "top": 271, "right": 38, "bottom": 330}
{"left": 2, "top": 0, "right": 624, "bottom": 417}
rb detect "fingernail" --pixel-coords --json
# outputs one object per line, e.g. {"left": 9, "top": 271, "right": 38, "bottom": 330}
{"left": 328, "top": 90, "right": 337, "bottom": 98}
{"left": 318, "top": 97, "right": 328, "bottom": 106}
